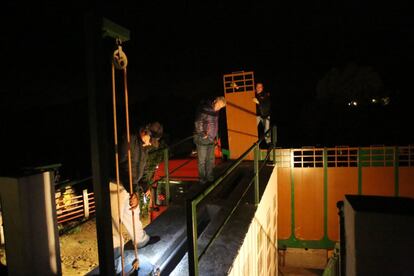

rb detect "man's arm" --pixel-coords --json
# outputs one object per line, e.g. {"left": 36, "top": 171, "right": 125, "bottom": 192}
{"left": 195, "top": 111, "right": 208, "bottom": 138}
{"left": 119, "top": 135, "right": 140, "bottom": 193}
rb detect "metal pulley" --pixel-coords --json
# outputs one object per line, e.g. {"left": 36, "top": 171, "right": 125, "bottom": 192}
{"left": 113, "top": 44, "right": 128, "bottom": 70}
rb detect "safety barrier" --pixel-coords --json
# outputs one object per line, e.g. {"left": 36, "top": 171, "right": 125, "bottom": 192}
{"left": 186, "top": 126, "right": 277, "bottom": 275}
{"left": 276, "top": 145, "right": 414, "bottom": 249}
{"left": 149, "top": 135, "right": 195, "bottom": 204}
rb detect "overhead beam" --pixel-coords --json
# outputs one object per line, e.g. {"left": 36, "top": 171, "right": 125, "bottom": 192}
{"left": 102, "top": 17, "right": 130, "bottom": 42}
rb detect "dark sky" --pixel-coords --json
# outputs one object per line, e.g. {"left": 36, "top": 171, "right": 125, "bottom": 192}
{"left": 2, "top": 2, "right": 412, "bottom": 105}
{"left": 1, "top": 1, "right": 413, "bottom": 176}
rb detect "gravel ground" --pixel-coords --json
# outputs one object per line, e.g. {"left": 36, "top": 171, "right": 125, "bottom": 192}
{"left": 0, "top": 215, "right": 150, "bottom": 275}
{"left": 60, "top": 215, "right": 151, "bottom": 275}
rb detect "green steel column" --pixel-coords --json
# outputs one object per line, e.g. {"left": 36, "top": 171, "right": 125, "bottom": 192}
{"left": 272, "top": 126, "right": 277, "bottom": 163}
{"left": 164, "top": 148, "right": 170, "bottom": 205}
{"left": 85, "top": 14, "right": 116, "bottom": 275}
{"left": 290, "top": 149, "right": 295, "bottom": 241}
{"left": 187, "top": 201, "right": 199, "bottom": 276}
{"left": 358, "top": 147, "right": 362, "bottom": 195}
{"left": 254, "top": 144, "right": 260, "bottom": 205}
{"left": 394, "top": 146, "right": 399, "bottom": 197}
{"left": 323, "top": 148, "right": 328, "bottom": 241}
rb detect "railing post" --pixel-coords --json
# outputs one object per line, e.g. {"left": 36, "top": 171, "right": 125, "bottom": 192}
{"left": 83, "top": 189, "right": 90, "bottom": 219}
{"left": 187, "top": 200, "right": 199, "bottom": 276}
{"left": 272, "top": 125, "right": 277, "bottom": 164}
{"left": 164, "top": 147, "right": 170, "bottom": 205}
{"left": 254, "top": 144, "right": 260, "bottom": 205}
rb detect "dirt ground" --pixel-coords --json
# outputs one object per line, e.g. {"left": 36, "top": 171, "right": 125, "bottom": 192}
{"left": 59, "top": 219, "right": 100, "bottom": 275}
{"left": 0, "top": 215, "right": 150, "bottom": 275}
{"left": 60, "top": 216, "right": 151, "bottom": 275}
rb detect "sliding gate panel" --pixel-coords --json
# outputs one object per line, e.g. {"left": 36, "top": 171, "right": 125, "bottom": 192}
{"left": 361, "top": 167, "right": 395, "bottom": 196}
{"left": 399, "top": 168, "right": 414, "bottom": 198}
{"left": 277, "top": 167, "right": 291, "bottom": 239}
{"left": 293, "top": 168, "right": 324, "bottom": 241}
{"left": 327, "top": 168, "right": 358, "bottom": 241}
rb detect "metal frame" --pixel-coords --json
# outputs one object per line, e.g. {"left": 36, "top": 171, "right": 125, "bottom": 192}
{"left": 223, "top": 71, "right": 255, "bottom": 93}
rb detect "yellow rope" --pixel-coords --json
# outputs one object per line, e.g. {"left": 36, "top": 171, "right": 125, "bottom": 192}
{"left": 122, "top": 60, "right": 140, "bottom": 271}
{"left": 111, "top": 60, "right": 125, "bottom": 275}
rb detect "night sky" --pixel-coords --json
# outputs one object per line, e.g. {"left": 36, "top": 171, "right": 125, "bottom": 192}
{"left": 1, "top": 2, "right": 413, "bottom": 178}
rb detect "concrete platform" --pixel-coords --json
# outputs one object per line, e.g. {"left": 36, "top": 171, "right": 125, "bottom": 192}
{"left": 87, "top": 160, "right": 274, "bottom": 275}
{"left": 170, "top": 164, "right": 274, "bottom": 275}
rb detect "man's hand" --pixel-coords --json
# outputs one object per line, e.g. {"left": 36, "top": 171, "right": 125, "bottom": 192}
{"left": 129, "top": 193, "right": 139, "bottom": 210}
{"left": 145, "top": 189, "right": 151, "bottom": 198}
{"left": 252, "top": 97, "right": 259, "bottom": 104}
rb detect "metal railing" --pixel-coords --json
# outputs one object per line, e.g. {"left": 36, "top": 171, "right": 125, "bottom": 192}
{"left": 56, "top": 189, "right": 95, "bottom": 225}
{"left": 186, "top": 126, "right": 277, "bottom": 275}
{"left": 150, "top": 135, "right": 195, "bottom": 205}
{"left": 55, "top": 177, "right": 94, "bottom": 225}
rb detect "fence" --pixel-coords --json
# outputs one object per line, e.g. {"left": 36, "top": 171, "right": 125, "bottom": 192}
{"left": 55, "top": 177, "right": 95, "bottom": 225}
{"left": 56, "top": 189, "right": 95, "bottom": 224}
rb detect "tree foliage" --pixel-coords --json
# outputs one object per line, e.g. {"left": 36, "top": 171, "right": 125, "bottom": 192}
{"left": 316, "top": 63, "right": 384, "bottom": 105}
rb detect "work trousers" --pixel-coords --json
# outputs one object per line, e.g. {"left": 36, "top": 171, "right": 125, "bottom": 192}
{"left": 194, "top": 136, "right": 215, "bottom": 183}
{"left": 109, "top": 182, "right": 149, "bottom": 258}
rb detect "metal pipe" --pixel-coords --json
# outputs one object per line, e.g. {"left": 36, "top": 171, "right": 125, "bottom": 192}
{"left": 164, "top": 148, "right": 170, "bottom": 205}
{"left": 254, "top": 144, "right": 260, "bottom": 205}
{"left": 198, "top": 177, "right": 255, "bottom": 260}
{"left": 187, "top": 200, "right": 199, "bottom": 276}
{"left": 272, "top": 125, "right": 277, "bottom": 164}
{"left": 191, "top": 141, "right": 257, "bottom": 205}
{"left": 149, "top": 135, "right": 194, "bottom": 155}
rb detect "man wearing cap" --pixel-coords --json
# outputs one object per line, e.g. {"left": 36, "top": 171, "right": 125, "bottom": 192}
{"left": 110, "top": 122, "right": 162, "bottom": 258}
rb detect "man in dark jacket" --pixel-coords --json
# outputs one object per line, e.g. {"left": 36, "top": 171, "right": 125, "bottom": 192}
{"left": 253, "top": 82, "right": 271, "bottom": 145}
{"left": 110, "top": 122, "right": 162, "bottom": 258}
{"left": 194, "top": 96, "right": 226, "bottom": 184}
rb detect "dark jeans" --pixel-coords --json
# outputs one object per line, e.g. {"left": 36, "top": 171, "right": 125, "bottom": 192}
{"left": 194, "top": 136, "right": 215, "bottom": 183}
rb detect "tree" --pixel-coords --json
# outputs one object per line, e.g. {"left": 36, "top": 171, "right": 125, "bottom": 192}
{"left": 316, "top": 62, "right": 384, "bottom": 106}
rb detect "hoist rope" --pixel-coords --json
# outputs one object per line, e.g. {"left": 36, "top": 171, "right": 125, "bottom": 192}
{"left": 112, "top": 41, "right": 139, "bottom": 274}
{"left": 122, "top": 65, "right": 140, "bottom": 271}
{"left": 111, "top": 61, "right": 125, "bottom": 275}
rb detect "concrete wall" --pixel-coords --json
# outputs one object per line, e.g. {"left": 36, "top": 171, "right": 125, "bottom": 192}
{"left": 0, "top": 172, "right": 62, "bottom": 275}
{"left": 344, "top": 195, "right": 414, "bottom": 276}
{"left": 228, "top": 165, "right": 278, "bottom": 276}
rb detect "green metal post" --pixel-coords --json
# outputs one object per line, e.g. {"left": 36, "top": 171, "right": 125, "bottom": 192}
{"left": 254, "top": 144, "right": 260, "bottom": 205}
{"left": 187, "top": 201, "right": 199, "bottom": 276}
{"left": 357, "top": 147, "right": 362, "bottom": 195}
{"left": 323, "top": 148, "right": 329, "bottom": 242}
{"left": 394, "top": 146, "right": 399, "bottom": 197}
{"left": 164, "top": 148, "right": 170, "bottom": 205}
